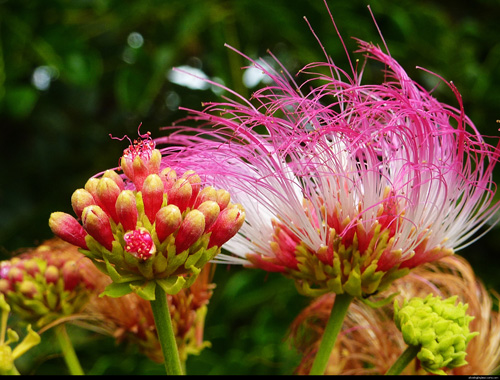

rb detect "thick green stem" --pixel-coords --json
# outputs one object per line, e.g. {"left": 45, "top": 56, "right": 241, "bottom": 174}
{"left": 54, "top": 324, "right": 84, "bottom": 375}
{"left": 150, "top": 284, "right": 183, "bottom": 375}
{"left": 309, "top": 293, "right": 354, "bottom": 375}
{"left": 385, "top": 344, "right": 420, "bottom": 375}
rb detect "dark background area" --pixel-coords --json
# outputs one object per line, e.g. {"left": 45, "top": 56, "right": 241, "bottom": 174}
{"left": 1, "top": 0, "right": 500, "bottom": 375}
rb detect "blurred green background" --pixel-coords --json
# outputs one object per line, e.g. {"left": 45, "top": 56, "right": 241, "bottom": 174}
{"left": 1, "top": 0, "right": 500, "bottom": 375}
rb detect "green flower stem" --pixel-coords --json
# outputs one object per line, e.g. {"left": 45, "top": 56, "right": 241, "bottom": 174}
{"left": 309, "top": 293, "right": 354, "bottom": 375}
{"left": 385, "top": 344, "right": 420, "bottom": 375}
{"left": 150, "top": 284, "right": 183, "bottom": 375}
{"left": 54, "top": 324, "right": 84, "bottom": 375}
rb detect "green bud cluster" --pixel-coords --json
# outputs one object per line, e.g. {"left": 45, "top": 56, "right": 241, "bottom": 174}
{"left": 0, "top": 255, "right": 94, "bottom": 329}
{"left": 393, "top": 294, "right": 478, "bottom": 375}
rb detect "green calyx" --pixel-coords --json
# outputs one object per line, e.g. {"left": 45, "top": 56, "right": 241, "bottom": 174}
{"left": 394, "top": 294, "right": 478, "bottom": 375}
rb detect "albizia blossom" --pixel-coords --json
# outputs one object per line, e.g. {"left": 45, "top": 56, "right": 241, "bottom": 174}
{"left": 157, "top": 18, "right": 500, "bottom": 299}
{"left": 288, "top": 255, "right": 500, "bottom": 375}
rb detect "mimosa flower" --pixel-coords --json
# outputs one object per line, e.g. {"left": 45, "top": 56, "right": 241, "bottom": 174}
{"left": 289, "top": 255, "right": 500, "bottom": 375}
{"left": 158, "top": 23, "right": 500, "bottom": 299}
{"left": 0, "top": 237, "right": 97, "bottom": 329}
{"left": 84, "top": 263, "right": 215, "bottom": 363}
{"left": 49, "top": 132, "right": 245, "bottom": 300}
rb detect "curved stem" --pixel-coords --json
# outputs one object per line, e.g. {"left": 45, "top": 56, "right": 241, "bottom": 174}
{"left": 385, "top": 344, "right": 420, "bottom": 375}
{"left": 309, "top": 293, "right": 354, "bottom": 375}
{"left": 54, "top": 324, "right": 84, "bottom": 375}
{"left": 150, "top": 284, "right": 183, "bottom": 375}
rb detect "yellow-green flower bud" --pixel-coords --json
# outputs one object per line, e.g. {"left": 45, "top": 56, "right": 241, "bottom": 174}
{"left": 394, "top": 294, "right": 478, "bottom": 375}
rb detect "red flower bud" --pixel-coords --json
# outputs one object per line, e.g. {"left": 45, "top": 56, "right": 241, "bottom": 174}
{"left": 71, "top": 188, "right": 96, "bottom": 220}
{"left": 155, "top": 205, "right": 182, "bottom": 242}
{"left": 115, "top": 190, "right": 138, "bottom": 231}
{"left": 175, "top": 209, "right": 205, "bottom": 253}
{"left": 102, "top": 169, "right": 125, "bottom": 191}
{"left": 193, "top": 186, "right": 217, "bottom": 208}
{"left": 142, "top": 174, "right": 165, "bottom": 223}
{"left": 216, "top": 189, "right": 231, "bottom": 211}
{"left": 196, "top": 201, "right": 220, "bottom": 231}
{"left": 168, "top": 178, "right": 193, "bottom": 213}
{"left": 120, "top": 134, "right": 161, "bottom": 190}
{"left": 81, "top": 205, "right": 115, "bottom": 251}
{"left": 62, "top": 260, "right": 81, "bottom": 291}
{"left": 208, "top": 205, "right": 245, "bottom": 248}
{"left": 97, "top": 177, "right": 122, "bottom": 222}
{"left": 45, "top": 265, "right": 59, "bottom": 284}
{"left": 181, "top": 170, "right": 201, "bottom": 205}
{"left": 49, "top": 212, "right": 89, "bottom": 249}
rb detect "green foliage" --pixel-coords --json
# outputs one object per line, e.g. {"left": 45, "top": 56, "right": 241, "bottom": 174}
{"left": 1, "top": 0, "right": 499, "bottom": 375}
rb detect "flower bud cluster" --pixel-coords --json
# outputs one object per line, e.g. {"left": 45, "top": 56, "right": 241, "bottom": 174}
{"left": 393, "top": 294, "right": 478, "bottom": 375}
{"left": 49, "top": 133, "right": 245, "bottom": 297}
{"left": 0, "top": 238, "right": 96, "bottom": 329}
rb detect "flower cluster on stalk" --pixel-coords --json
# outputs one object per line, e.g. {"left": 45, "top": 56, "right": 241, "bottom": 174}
{"left": 49, "top": 133, "right": 245, "bottom": 299}
{"left": 0, "top": 237, "right": 97, "bottom": 329}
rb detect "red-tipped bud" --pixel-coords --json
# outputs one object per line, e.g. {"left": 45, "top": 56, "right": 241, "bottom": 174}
{"left": 155, "top": 205, "right": 182, "bottom": 242}
{"left": 123, "top": 228, "right": 156, "bottom": 260}
{"left": 181, "top": 170, "right": 201, "bottom": 205}
{"left": 102, "top": 169, "right": 125, "bottom": 191}
{"left": 23, "top": 259, "right": 40, "bottom": 277}
{"left": 81, "top": 205, "right": 115, "bottom": 251}
{"left": 84, "top": 178, "right": 104, "bottom": 209}
{"left": 71, "top": 189, "right": 96, "bottom": 219}
{"left": 168, "top": 178, "right": 193, "bottom": 213}
{"left": 19, "top": 280, "right": 38, "bottom": 298}
{"left": 160, "top": 167, "right": 177, "bottom": 192}
{"left": 49, "top": 212, "right": 89, "bottom": 249}
{"left": 193, "top": 186, "right": 217, "bottom": 208}
{"left": 208, "top": 205, "right": 245, "bottom": 248}
{"left": 62, "top": 260, "right": 81, "bottom": 291}
{"left": 97, "top": 177, "right": 121, "bottom": 222}
{"left": 115, "top": 190, "right": 138, "bottom": 231}
{"left": 142, "top": 174, "right": 165, "bottom": 223}
{"left": 8, "top": 267, "right": 23, "bottom": 283}
{"left": 197, "top": 201, "right": 220, "bottom": 231}
{"left": 45, "top": 265, "right": 59, "bottom": 284}
{"left": 0, "top": 279, "right": 10, "bottom": 293}
{"left": 216, "top": 189, "right": 231, "bottom": 211}
{"left": 175, "top": 209, "right": 205, "bottom": 253}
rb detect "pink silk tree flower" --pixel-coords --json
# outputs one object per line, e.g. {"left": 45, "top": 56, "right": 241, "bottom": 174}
{"left": 157, "top": 14, "right": 500, "bottom": 300}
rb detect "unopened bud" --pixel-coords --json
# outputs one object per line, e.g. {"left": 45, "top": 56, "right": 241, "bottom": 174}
{"left": 193, "top": 186, "right": 217, "bottom": 208}
{"left": 142, "top": 174, "right": 165, "bottom": 223}
{"left": 181, "top": 170, "right": 201, "bottom": 205}
{"left": 175, "top": 210, "right": 205, "bottom": 253}
{"left": 155, "top": 205, "right": 182, "bottom": 242}
{"left": 97, "top": 177, "right": 122, "bottom": 222}
{"left": 71, "top": 189, "right": 95, "bottom": 220}
{"left": 81, "top": 205, "right": 115, "bottom": 251}
{"left": 115, "top": 190, "right": 138, "bottom": 231}
{"left": 19, "top": 280, "right": 38, "bottom": 298}
{"left": 61, "top": 261, "right": 81, "bottom": 291}
{"left": 168, "top": 178, "right": 193, "bottom": 213}
{"left": 208, "top": 205, "right": 245, "bottom": 248}
{"left": 49, "top": 212, "right": 89, "bottom": 249}
{"left": 196, "top": 201, "right": 220, "bottom": 231}
{"left": 44, "top": 265, "right": 59, "bottom": 284}
{"left": 102, "top": 169, "right": 125, "bottom": 191}
{"left": 216, "top": 189, "right": 231, "bottom": 211}
{"left": 161, "top": 167, "right": 178, "bottom": 192}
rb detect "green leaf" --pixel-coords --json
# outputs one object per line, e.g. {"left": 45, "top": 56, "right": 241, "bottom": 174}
{"left": 99, "top": 282, "right": 135, "bottom": 298}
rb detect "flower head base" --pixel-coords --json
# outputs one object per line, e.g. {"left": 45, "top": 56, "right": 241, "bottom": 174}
{"left": 0, "top": 238, "right": 96, "bottom": 329}
{"left": 49, "top": 132, "right": 245, "bottom": 299}
{"left": 394, "top": 294, "right": 478, "bottom": 375}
